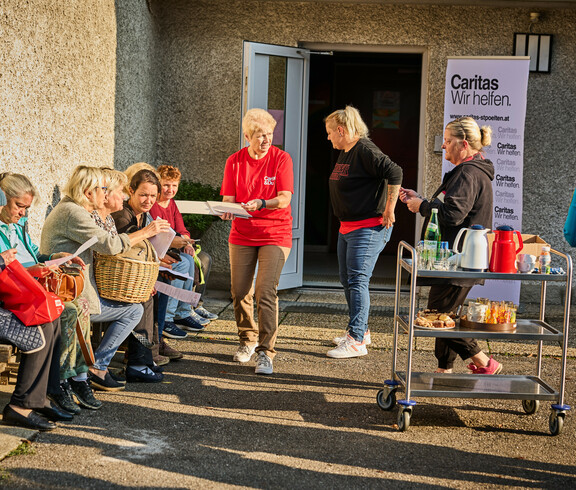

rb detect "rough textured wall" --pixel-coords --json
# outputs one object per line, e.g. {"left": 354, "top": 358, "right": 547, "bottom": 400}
{"left": 0, "top": 1, "right": 117, "bottom": 241}
{"left": 153, "top": 0, "right": 576, "bottom": 287}
{"left": 114, "top": 0, "right": 160, "bottom": 170}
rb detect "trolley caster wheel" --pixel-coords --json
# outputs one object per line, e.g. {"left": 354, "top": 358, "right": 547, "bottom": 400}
{"left": 377, "top": 389, "right": 397, "bottom": 411}
{"left": 549, "top": 411, "right": 565, "bottom": 436}
{"left": 397, "top": 408, "right": 412, "bottom": 432}
{"left": 522, "top": 399, "right": 539, "bottom": 415}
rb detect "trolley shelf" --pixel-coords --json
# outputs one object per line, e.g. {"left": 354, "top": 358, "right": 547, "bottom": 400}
{"left": 393, "top": 372, "right": 558, "bottom": 400}
{"left": 381, "top": 240, "right": 573, "bottom": 435}
{"left": 397, "top": 316, "right": 563, "bottom": 341}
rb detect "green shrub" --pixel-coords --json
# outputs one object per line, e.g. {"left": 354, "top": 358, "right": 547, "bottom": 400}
{"left": 175, "top": 180, "right": 221, "bottom": 237}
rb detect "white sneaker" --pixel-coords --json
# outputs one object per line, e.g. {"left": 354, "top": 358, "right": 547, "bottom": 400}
{"left": 255, "top": 352, "right": 273, "bottom": 375}
{"left": 233, "top": 344, "right": 257, "bottom": 363}
{"left": 326, "top": 335, "right": 368, "bottom": 359}
{"left": 332, "top": 329, "right": 371, "bottom": 346}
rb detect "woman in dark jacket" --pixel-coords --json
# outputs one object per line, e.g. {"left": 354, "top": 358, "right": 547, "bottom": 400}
{"left": 324, "top": 106, "right": 402, "bottom": 359}
{"left": 401, "top": 117, "right": 502, "bottom": 375}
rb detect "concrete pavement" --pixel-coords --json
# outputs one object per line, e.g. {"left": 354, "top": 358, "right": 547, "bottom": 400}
{"left": 0, "top": 288, "right": 575, "bottom": 488}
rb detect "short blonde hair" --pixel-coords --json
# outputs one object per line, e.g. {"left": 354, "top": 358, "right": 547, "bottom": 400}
{"left": 101, "top": 167, "right": 128, "bottom": 194}
{"left": 0, "top": 172, "right": 37, "bottom": 204}
{"left": 242, "top": 109, "right": 277, "bottom": 139}
{"left": 124, "top": 162, "right": 159, "bottom": 195}
{"left": 63, "top": 166, "right": 104, "bottom": 207}
{"left": 324, "top": 105, "right": 369, "bottom": 139}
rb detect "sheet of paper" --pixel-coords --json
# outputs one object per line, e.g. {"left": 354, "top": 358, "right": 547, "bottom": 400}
{"left": 207, "top": 201, "right": 251, "bottom": 218}
{"left": 45, "top": 236, "right": 98, "bottom": 267}
{"left": 148, "top": 222, "right": 176, "bottom": 259}
{"left": 158, "top": 265, "right": 194, "bottom": 281}
{"left": 154, "top": 281, "right": 200, "bottom": 307}
{"left": 174, "top": 200, "right": 214, "bottom": 215}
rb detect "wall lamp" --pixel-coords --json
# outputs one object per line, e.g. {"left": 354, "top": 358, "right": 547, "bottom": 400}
{"left": 514, "top": 12, "right": 552, "bottom": 73}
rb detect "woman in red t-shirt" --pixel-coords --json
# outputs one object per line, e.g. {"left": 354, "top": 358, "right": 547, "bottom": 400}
{"left": 220, "top": 108, "right": 294, "bottom": 375}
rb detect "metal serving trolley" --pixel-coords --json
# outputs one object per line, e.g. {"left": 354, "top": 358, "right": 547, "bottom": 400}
{"left": 377, "top": 240, "right": 572, "bottom": 435}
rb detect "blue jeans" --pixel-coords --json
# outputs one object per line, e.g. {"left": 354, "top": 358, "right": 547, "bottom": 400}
{"left": 90, "top": 298, "right": 143, "bottom": 371}
{"left": 337, "top": 225, "right": 393, "bottom": 342}
{"left": 165, "top": 253, "right": 195, "bottom": 322}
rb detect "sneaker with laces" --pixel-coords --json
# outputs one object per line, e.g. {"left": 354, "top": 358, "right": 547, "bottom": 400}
{"left": 468, "top": 357, "right": 502, "bottom": 375}
{"left": 190, "top": 310, "right": 210, "bottom": 325}
{"left": 326, "top": 335, "right": 368, "bottom": 359}
{"left": 48, "top": 381, "right": 81, "bottom": 415}
{"left": 163, "top": 322, "right": 188, "bottom": 339}
{"left": 69, "top": 379, "right": 103, "bottom": 410}
{"left": 195, "top": 306, "right": 218, "bottom": 320}
{"left": 255, "top": 352, "right": 273, "bottom": 375}
{"left": 233, "top": 344, "right": 257, "bottom": 363}
{"left": 332, "top": 329, "right": 371, "bottom": 346}
{"left": 174, "top": 315, "right": 206, "bottom": 332}
{"left": 254, "top": 352, "right": 273, "bottom": 374}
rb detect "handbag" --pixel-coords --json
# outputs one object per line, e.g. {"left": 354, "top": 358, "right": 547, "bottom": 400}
{"left": 0, "top": 308, "right": 46, "bottom": 353}
{"left": 35, "top": 264, "right": 85, "bottom": 302}
{"left": 564, "top": 188, "right": 576, "bottom": 247}
{"left": 0, "top": 260, "right": 65, "bottom": 326}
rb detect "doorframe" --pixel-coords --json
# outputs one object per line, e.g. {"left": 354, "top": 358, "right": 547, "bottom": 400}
{"left": 300, "top": 42, "right": 428, "bottom": 247}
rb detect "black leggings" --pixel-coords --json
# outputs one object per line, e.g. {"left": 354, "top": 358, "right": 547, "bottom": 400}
{"left": 427, "top": 285, "right": 481, "bottom": 369}
{"left": 11, "top": 318, "right": 60, "bottom": 409}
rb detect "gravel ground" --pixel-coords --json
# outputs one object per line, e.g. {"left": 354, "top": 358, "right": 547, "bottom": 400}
{"left": 0, "top": 290, "right": 575, "bottom": 489}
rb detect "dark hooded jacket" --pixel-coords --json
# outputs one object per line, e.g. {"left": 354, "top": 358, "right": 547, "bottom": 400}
{"left": 419, "top": 154, "right": 494, "bottom": 286}
{"left": 420, "top": 155, "right": 494, "bottom": 247}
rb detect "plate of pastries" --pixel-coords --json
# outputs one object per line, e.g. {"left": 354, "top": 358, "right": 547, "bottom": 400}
{"left": 414, "top": 309, "right": 457, "bottom": 329}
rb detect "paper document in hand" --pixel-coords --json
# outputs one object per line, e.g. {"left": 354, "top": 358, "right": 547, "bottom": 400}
{"left": 207, "top": 201, "right": 251, "bottom": 218}
{"left": 175, "top": 200, "right": 251, "bottom": 218}
{"left": 148, "top": 222, "right": 176, "bottom": 259}
{"left": 45, "top": 236, "right": 98, "bottom": 267}
{"left": 174, "top": 201, "right": 214, "bottom": 215}
{"left": 155, "top": 281, "right": 200, "bottom": 307}
{"left": 159, "top": 265, "right": 193, "bottom": 281}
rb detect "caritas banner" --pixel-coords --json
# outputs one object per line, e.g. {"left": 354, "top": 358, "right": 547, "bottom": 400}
{"left": 443, "top": 56, "right": 530, "bottom": 302}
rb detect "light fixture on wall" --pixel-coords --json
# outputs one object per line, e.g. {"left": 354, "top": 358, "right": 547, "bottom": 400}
{"left": 514, "top": 12, "right": 552, "bottom": 73}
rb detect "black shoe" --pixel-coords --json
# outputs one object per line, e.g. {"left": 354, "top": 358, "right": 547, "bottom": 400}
{"left": 2, "top": 405, "right": 56, "bottom": 431}
{"left": 126, "top": 366, "right": 164, "bottom": 383}
{"left": 51, "top": 381, "right": 81, "bottom": 415}
{"left": 89, "top": 371, "right": 125, "bottom": 392}
{"left": 109, "top": 370, "right": 126, "bottom": 385}
{"left": 68, "top": 379, "right": 103, "bottom": 410}
{"left": 36, "top": 402, "right": 74, "bottom": 422}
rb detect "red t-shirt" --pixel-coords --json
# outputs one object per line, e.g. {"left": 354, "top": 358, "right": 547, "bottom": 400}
{"left": 221, "top": 145, "right": 293, "bottom": 248}
{"left": 150, "top": 199, "right": 190, "bottom": 238}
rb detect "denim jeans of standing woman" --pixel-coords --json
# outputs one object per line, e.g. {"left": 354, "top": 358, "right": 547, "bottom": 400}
{"left": 337, "top": 225, "right": 393, "bottom": 342}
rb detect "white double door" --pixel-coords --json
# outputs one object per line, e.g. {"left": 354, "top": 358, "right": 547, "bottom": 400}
{"left": 242, "top": 42, "right": 310, "bottom": 290}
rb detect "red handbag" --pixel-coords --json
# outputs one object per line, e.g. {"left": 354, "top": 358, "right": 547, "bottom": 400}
{"left": 0, "top": 260, "right": 65, "bottom": 326}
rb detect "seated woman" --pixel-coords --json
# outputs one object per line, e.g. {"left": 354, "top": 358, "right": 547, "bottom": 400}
{"left": 121, "top": 163, "right": 182, "bottom": 364}
{"left": 40, "top": 166, "right": 170, "bottom": 391}
{"left": 107, "top": 168, "right": 170, "bottom": 382}
{"left": 0, "top": 188, "right": 60, "bottom": 431}
{"left": 150, "top": 164, "right": 218, "bottom": 336}
{"left": 0, "top": 173, "right": 86, "bottom": 419}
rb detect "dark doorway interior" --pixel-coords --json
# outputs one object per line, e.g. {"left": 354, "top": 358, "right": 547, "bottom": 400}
{"left": 304, "top": 51, "right": 422, "bottom": 288}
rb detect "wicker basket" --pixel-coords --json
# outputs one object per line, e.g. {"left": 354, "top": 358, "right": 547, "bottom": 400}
{"left": 94, "top": 253, "right": 159, "bottom": 303}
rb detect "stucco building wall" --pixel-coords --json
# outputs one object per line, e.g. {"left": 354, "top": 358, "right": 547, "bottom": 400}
{"left": 0, "top": 0, "right": 118, "bottom": 241}
{"left": 152, "top": 1, "right": 576, "bottom": 285}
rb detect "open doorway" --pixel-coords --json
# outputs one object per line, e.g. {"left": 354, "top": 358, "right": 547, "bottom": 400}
{"left": 303, "top": 50, "right": 422, "bottom": 289}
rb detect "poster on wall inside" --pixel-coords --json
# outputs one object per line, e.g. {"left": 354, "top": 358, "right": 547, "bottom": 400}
{"left": 373, "top": 91, "right": 400, "bottom": 129}
{"left": 443, "top": 56, "right": 530, "bottom": 303}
